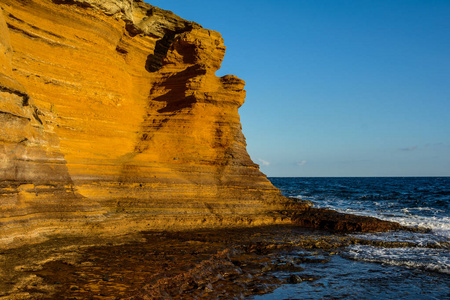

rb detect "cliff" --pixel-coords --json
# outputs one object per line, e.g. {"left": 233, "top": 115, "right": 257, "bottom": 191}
{"left": 0, "top": 0, "right": 287, "bottom": 247}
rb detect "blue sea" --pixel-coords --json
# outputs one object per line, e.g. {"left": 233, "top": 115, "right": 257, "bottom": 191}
{"left": 252, "top": 177, "right": 450, "bottom": 300}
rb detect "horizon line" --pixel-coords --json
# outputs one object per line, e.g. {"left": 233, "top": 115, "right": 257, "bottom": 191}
{"left": 267, "top": 175, "right": 450, "bottom": 178}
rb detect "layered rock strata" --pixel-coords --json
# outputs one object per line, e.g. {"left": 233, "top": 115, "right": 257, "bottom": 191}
{"left": 0, "top": 0, "right": 286, "bottom": 246}
{"left": 0, "top": 6, "right": 106, "bottom": 246}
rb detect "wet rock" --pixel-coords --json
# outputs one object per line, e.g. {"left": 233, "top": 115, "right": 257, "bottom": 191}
{"left": 2, "top": 225, "right": 424, "bottom": 299}
{"left": 294, "top": 257, "right": 329, "bottom": 264}
{"left": 251, "top": 283, "right": 273, "bottom": 294}
{"left": 262, "top": 265, "right": 272, "bottom": 272}
{"left": 102, "top": 274, "right": 111, "bottom": 282}
{"left": 292, "top": 207, "right": 405, "bottom": 233}
{"left": 275, "top": 262, "right": 304, "bottom": 272}
{"left": 287, "top": 275, "right": 303, "bottom": 284}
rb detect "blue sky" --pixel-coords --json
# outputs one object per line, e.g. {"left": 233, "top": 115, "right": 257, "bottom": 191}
{"left": 149, "top": 0, "right": 450, "bottom": 177}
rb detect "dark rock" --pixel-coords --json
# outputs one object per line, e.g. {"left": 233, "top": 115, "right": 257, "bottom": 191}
{"left": 291, "top": 207, "right": 405, "bottom": 233}
{"left": 294, "top": 257, "right": 329, "bottom": 264}
{"left": 287, "top": 275, "right": 303, "bottom": 284}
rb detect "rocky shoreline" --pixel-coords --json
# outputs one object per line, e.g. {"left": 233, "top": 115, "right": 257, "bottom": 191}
{"left": 1, "top": 2, "right": 446, "bottom": 298}
{"left": 1, "top": 207, "right": 438, "bottom": 300}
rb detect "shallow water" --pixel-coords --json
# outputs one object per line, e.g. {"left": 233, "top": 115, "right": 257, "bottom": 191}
{"left": 251, "top": 254, "right": 449, "bottom": 299}
{"left": 254, "top": 177, "right": 450, "bottom": 299}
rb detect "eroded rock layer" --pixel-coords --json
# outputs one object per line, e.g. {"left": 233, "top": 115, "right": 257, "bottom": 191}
{"left": 0, "top": 0, "right": 286, "bottom": 246}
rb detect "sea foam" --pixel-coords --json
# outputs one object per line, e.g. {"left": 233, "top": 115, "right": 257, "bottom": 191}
{"left": 344, "top": 245, "right": 450, "bottom": 275}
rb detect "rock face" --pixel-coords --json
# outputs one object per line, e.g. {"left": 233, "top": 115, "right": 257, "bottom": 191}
{"left": 0, "top": 0, "right": 286, "bottom": 246}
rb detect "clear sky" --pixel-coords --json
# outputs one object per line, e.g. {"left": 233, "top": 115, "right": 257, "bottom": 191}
{"left": 149, "top": 0, "right": 450, "bottom": 177}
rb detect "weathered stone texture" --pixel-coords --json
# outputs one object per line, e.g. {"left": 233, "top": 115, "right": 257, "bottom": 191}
{"left": 0, "top": 0, "right": 286, "bottom": 246}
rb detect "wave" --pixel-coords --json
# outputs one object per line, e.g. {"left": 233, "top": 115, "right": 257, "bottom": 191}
{"left": 294, "top": 194, "right": 450, "bottom": 239}
{"left": 343, "top": 245, "right": 450, "bottom": 275}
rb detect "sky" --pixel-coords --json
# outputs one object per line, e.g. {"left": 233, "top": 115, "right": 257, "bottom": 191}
{"left": 149, "top": 0, "right": 450, "bottom": 177}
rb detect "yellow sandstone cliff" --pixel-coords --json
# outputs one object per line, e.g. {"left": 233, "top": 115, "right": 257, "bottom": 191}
{"left": 0, "top": 0, "right": 287, "bottom": 247}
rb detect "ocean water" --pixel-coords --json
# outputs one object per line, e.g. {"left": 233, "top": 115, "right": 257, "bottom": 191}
{"left": 252, "top": 177, "right": 450, "bottom": 300}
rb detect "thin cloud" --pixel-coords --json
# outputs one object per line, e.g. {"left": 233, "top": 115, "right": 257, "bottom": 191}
{"left": 297, "top": 160, "right": 307, "bottom": 167}
{"left": 258, "top": 158, "right": 270, "bottom": 166}
{"left": 399, "top": 146, "right": 418, "bottom": 152}
{"left": 425, "top": 142, "right": 449, "bottom": 149}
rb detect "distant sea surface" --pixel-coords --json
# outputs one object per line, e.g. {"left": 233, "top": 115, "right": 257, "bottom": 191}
{"left": 253, "top": 177, "right": 450, "bottom": 300}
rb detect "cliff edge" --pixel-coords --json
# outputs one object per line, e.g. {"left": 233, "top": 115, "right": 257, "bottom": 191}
{"left": 0, "top": 0, "right": 288, "bottom": 247}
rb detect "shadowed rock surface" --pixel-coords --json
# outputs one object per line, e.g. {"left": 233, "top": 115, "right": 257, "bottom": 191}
{"left": 1, "top": 225, "right": 443, "bottom": 299}
{"left": 291, "top": 207, "right": 405, "bottom": 233}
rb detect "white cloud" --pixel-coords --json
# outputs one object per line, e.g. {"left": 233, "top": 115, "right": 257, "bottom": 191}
{"left": 297, "top": 160, "right": 307, "bottom": 167}
{"left": 258, "top": 158, "right": 270, "bottom": 166}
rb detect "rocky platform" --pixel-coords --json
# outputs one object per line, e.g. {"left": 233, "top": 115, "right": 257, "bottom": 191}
{"left": 1, "top": 222, "right": 439, "bottom": 299}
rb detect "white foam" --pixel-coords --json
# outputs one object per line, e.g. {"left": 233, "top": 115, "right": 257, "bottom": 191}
{"left": 295, "top": 195, "right": 450, "bottom": 240}
{"left": 345, "top": 245, "right": 450, "bottom": 275}
{"left": 378, "top": 214, "right": 450, "bottom": 239}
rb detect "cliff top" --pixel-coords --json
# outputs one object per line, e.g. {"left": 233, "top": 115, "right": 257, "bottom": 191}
{"left": 56, "top": 0, "right": 202, "bottom": 38}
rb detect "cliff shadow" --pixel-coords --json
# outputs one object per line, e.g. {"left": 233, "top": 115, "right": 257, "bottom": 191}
{"left": 145, "top": 32, "right": 176, "bottom": 72}
{"left": 152, "top": 64, "right": 206, "bottom": 113}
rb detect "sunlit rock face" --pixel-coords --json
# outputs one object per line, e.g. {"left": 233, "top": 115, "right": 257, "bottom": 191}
{"left": 0, "top": 0, "right": 286, "bottom": 246}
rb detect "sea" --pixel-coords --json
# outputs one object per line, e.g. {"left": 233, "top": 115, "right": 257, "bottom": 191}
{"left": 251, "top": 177, "right": 450, "bottom": 300}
